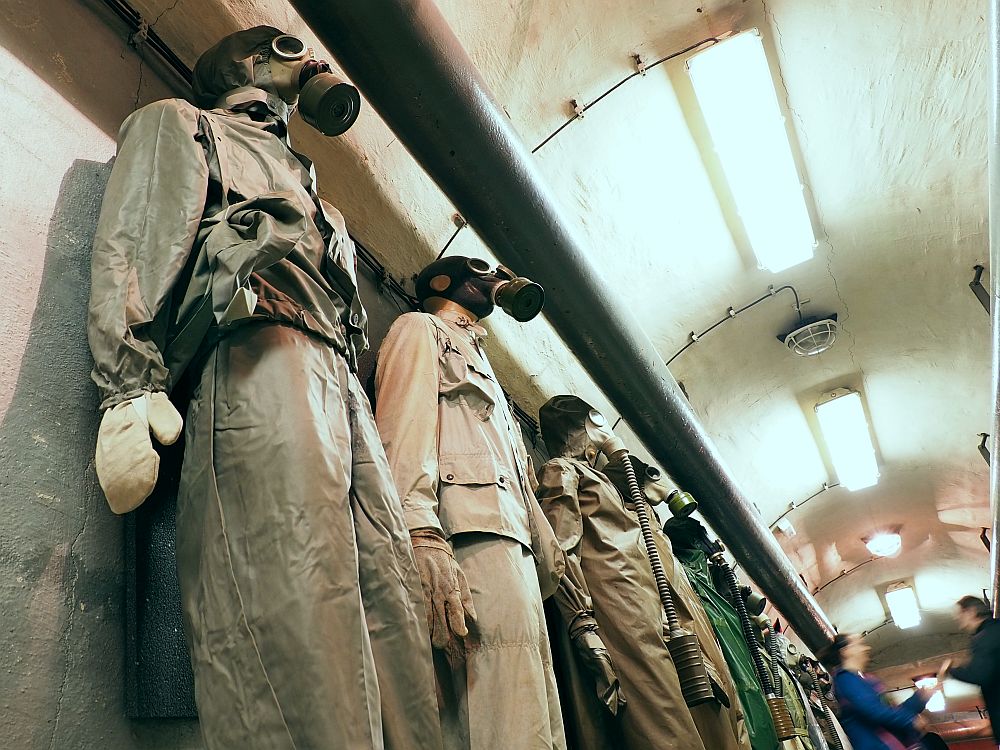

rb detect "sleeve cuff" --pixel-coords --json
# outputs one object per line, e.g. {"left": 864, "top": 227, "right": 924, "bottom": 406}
{"left": 405, "top": 508, "right": 445, "bottom": 537}
{"left": 99, "top": 386, "right": 165, "bottom": 412}
{"left": 567, "top": 611, "right": 600, "bottom": 639}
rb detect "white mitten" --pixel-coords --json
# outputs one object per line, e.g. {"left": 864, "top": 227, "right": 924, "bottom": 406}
{"left": 95, "top": 392, "right": 183, "bottom": 514}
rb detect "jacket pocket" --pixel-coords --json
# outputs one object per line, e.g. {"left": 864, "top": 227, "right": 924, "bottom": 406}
{"left": 438, "top": 349, "right": 495, "bottom": 421}
{"left": 439, "top": 453, "right": 504, "bottom": 487}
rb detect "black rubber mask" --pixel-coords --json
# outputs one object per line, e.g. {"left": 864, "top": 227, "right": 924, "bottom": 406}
{"left": 415, "top": 256, "right": 544, "bottom": 321}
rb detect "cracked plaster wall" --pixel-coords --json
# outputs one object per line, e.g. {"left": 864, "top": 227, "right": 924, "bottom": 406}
{"left": 0, "top": 0, "right": 202, "bottom": 747}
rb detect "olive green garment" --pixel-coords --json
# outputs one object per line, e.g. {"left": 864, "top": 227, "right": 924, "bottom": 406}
{"left": 375, "top": 311, "right": 566, "bottom": 749}
{"left": 670, "top": 545, "right": 782, "bottom": 750}
{"left": 651, "top": 526, "right": 753, "bottom": 750}
{"left": 786, "top": 665, "right": 831, "bottom": 750}
{"left": 87, "top": 65, "right": 438, "bottom": 747}
{"left": 536, "top": 458, "right": 708, "bottom": 750}
{"left": 759, "top": 647, "right": 816, "bottom": 749}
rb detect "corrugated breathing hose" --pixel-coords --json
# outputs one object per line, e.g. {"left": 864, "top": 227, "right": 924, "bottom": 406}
{"left": 805, "top": 661, "right": 845, "bottom": 750}
{"left": 613, "top": 451, "right": 715, "bottom": 707}
{"left": 764, "top": 621, "right": 783, "bottom": 698}
{"left": 711, "top": 549, "right": 796, "bottom": 740}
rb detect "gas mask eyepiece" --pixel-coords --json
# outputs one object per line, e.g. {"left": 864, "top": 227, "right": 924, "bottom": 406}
{"left": 270, "top": 34, "right": 308, "bottom": 60}
{"left": 585, "top": 409, "right": 625, "bottom": 458}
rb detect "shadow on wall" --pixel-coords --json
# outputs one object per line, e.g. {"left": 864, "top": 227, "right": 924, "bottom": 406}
{"left": 0, "top": 159, "right": 202, "bottom": 749}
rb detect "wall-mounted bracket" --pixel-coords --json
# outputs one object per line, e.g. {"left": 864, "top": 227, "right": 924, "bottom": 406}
{"left": 970, "top": 264, "right": 990, "bottom": 314}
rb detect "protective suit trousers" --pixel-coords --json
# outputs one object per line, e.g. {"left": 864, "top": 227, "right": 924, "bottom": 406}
{"left": 177, "top": 323, "right": 442, "bottom": 750}
{"left": 435, "top": 533, "right": 566, "bottom": 750}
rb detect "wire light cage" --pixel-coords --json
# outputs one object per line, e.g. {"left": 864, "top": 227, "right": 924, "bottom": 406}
{"left": 781, "top": 315, "right": 838, "bottom": 357}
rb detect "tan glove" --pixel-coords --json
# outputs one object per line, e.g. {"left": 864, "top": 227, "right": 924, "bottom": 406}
{"left": 95, "top": 392, "right": 183, "bottom": 514}
{"left": 410, "top": 530, "right": 477, "bottom": 649}
{"left": 572, "top": 627, "right": 626, "bottom": 716}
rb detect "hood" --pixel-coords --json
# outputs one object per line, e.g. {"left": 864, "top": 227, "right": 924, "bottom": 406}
{"left": 538, "top": 394, "right": 595, "bottom": 461}
{"left": 192, "top": 25, "right": 285, "bottom": 111}
{"left": 663, "top": 515, "right": 717, "bottom": 556}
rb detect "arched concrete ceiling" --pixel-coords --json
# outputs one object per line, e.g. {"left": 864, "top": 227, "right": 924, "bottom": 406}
{"left": 120, "top": 0, "right": 991, "bottom": 708}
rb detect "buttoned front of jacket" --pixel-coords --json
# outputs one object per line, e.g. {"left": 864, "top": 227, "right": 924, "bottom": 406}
{"left": 375, "top": 310, "right": 536, "bottom": 548}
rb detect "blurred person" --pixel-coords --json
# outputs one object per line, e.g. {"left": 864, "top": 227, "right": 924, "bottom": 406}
{"left": 822, "top": 633, "right": 939, "bottom": 750}
{"left": 941, "top": 596, "right": 1000, "bottom": 743}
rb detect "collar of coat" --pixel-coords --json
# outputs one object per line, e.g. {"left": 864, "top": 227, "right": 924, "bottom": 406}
{"left": 435, "top": 309, "right": 488, "bottom": 340}
{"left": 213, "top": 86, "right": 290, "bottom": 134}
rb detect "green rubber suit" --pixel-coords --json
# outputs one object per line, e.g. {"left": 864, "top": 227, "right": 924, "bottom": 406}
{"left": 664, "top": 517, "right": 782, "bottom": 750}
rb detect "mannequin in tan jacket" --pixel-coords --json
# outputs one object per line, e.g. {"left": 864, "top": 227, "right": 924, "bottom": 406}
{"left": 375, "top": 256, "right": 566, "bottom": 750}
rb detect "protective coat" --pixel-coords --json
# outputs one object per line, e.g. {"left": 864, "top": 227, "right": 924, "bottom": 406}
{"left": 537, "top": 457, "right": 734, "bottom": 750}
{"left": 375, "top": 310, "right": 565, "bottom": 750}
{"left": 88, "top": 27, "right": 441, "bottom": 749}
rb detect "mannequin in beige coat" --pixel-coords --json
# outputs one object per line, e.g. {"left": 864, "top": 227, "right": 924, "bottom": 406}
{"left": 375, "top": 256, "right": 566, "bottom": 750}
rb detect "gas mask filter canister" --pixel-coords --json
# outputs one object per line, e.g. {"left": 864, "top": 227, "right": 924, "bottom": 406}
{"left": 265, "top": 34, "right": 361, "bottom": 136}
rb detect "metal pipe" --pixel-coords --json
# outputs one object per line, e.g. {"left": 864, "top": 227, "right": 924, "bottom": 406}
{"left": 991, "top": 0, "right": 1000, "bottom": 614}
{"left": 288, "top": 0, "right": 836, "bottom": 650}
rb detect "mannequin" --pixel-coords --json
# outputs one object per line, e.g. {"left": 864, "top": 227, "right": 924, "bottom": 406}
{"left": 87, "top": 26, "right": 440, "bottom": 750}
{"left": 374, "top": 256, "right": 565, "bottom": 750}
{"left": 536, "top": 394, "right": 743, "bottom": 750}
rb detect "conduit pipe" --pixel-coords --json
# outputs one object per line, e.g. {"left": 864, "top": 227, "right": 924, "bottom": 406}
{"left": 991, "top": 0, "right": 1000, "bottom": 614}
{"left": 288, "top": 0, "right": 836, "bottom": 650}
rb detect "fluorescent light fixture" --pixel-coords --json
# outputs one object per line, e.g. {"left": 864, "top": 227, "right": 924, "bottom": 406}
{"left": 885, "top": 582, "right": 921, "bottom": 629}
{"left": 914, "top": 676, "right": 945, "bottom": 711}
{"left": 814, "top": 389, "right": 879, "bottom": 491}
{"left": 865, "top": 532, "right": 901, "bottom": 558}
{"left": 687, "top": 30, "right": 816, "bottom": 272}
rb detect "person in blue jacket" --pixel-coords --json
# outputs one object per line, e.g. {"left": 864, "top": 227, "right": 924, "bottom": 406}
{"left": 822, "top": 633, "right": 938, "bottom": 750}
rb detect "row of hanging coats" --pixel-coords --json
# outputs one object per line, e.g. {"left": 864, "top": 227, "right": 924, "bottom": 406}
{"left": 533, "top": 394, "right": 852, "bottom": 750}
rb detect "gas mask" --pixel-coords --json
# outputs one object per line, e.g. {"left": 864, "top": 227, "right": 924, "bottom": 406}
{"left": 192, "top": 27, "right": 360, "bottom": 136}
{"left": 257, "top": 34, "right": 360, "bottom": 136}
{"left": 415, "top": 256, "right": 544, "bottom": 322}
{"left": 539, "top": 396, "right": 621, "bottom": 463}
